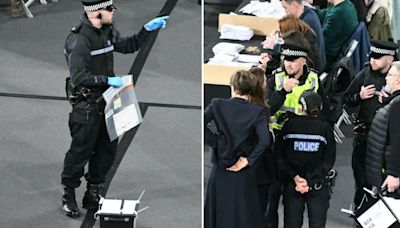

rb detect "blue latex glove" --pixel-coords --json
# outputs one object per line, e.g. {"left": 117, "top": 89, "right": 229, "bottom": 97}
{"left": 107, "top": 77, "right": 123, "bottom": 88}
{"left": 144, "top": 16, "right": 169, "bottom": 31}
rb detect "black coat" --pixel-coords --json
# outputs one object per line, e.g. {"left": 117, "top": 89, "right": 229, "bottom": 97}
{"left": 204, "top": 98, "right": 270, "bottom": 228}
{"left": 344, "top": 65, "right": 386, "bottom": 125}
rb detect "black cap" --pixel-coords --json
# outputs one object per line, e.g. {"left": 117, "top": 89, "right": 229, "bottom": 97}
{"left": 280, "top": 43, "right": 308, "bottom": 61}
{"left": 81, "top": 0, "right": 113, "bottom": 11}
{"left": 369, "top": 40, "right": 398, "bottom": 59}
{"left": 299, "top": 91, "right": 322, "bottom": 113}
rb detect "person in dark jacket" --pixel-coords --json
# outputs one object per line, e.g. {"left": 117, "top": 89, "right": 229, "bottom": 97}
{"left": 264, "top": 43, "right": 326, "bottom": 228}
{"left": 280, "top": 0, "right": 326, "bottom": 73}
{"left": 315, "top": 0, "right": 358, "bottom": 66}
{"left": 344, "top": 40, "right": 398, "bottom": 208}
{"left": 365, "top": 61, "right": 400, "bottom": 197}
{"left": 204, "top": 70, "right": 270, "bottom": 228}
{"left": 249, "top": 67, "right": 274, "bottom": 227}
{"left": 61, "top": 0, "right": 169, "bottom": 218}
{"left": 277, "top": 91, "right": 336, "bottom": 228}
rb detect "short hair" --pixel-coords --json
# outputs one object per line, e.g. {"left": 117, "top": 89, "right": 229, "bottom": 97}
{"left": 282, "top": 0, "right": 303, "bottom": 4}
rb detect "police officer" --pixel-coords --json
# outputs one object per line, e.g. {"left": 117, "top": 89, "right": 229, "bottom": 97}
{"left": 365, "top": 61, "right": 400, "bottom": 197}
{"left": 61, "top": 0, "right": 169, "bottom": 218}
{"left": 344, "top": 40, "right": 398, "bottom": 208}
{"left": 277, "top": 91, "right": 336, "bottom": 228}
{"left": 265, "top": 43, "right": 325, "bottom": 228}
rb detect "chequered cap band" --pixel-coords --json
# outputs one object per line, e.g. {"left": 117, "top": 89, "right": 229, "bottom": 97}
{"left": 282, "top": 49, "right": 307, "bottom": 57}
{"left": 370, "top": 46, "right": 396, "bottom": 56}
{"left": 83, "top": 0, "right": 113, "bottom": 12}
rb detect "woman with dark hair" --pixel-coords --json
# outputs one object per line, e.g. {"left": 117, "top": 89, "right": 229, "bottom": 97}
{"left": 249, "top": 67, "right": 275, "bottom": 227}
{"left": 279, "top": 15, "right": 322, "bottom": 72}
{"left": 204, "top": 70, "right": 270, "bottom": 228}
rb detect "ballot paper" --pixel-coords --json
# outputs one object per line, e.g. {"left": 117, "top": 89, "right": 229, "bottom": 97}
{"left": 220, "top": 24, "right": 254, "bottom": 41}
{"left": 103, "top": 75, "right": 142, "bottom": 141}
{"left": 239, "top": 0, "right": 286, "bottom": 19}
{"left": 212, "top": 42, "right": 245, "bottom": 56}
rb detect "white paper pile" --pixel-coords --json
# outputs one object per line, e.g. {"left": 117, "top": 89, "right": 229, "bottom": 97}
{"left": 237, "top": 54, "right": 260, "bottom": 63}
{"left": 239, "top": 0, "right": 286, "bottom": 19}
{"left": 212, "top": 42, "right": 245, "bottom": 56}
{"left": 220, "top": 24, "right": 254, "bottom": 41}
{"left": 208, "top": 43, "right": 258, "bottom": 67}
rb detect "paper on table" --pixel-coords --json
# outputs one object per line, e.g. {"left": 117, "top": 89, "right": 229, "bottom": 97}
{"left": 237, "top": 54, "right": 260, "bottom": 63}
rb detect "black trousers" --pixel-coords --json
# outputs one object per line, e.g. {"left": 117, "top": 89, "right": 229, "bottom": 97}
{"left": 352, "top": 132, "right": 368, "bottom": 207}
{"left": 61, "top": 102, "right": 118, "bottom": 188}
{"left": 265, "top": 152, "right": 281, "bottom": 228}
{"left": 283, "top": 182, "right": 330, "bottom": 228}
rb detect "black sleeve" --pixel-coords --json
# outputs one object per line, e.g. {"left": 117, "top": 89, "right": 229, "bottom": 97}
{"left": 317, "top": 78, "right": 330, "bottom": 115}
{"left": 276, "top": 123, "right": 297, "bottom": 180}
{"left": 247, "top": 110, "right": 270, "bottom": 166}
{"left": 267, "top": 75, "right": 287, "bottom": 115}
{"left": 204, "top": 102, "right": 217, "bottom": 149}
{"left": 65, "top": 34, "right": 108, "bottom": 87}
{"left": 344, "top": 71, "right": 365, "bottom": 107}
{"left": 322, "top": 122, "right": 336, "bottom": 175}
{"left": 386, "top": 102, "right": 400, "bottom": 177}
{"left": 112, "top": 27, "right": 150, "bottom": 54}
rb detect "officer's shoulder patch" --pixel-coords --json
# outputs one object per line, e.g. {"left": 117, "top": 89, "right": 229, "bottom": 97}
{"left": 71, "top": 24, "right": 82, "bottom": 33}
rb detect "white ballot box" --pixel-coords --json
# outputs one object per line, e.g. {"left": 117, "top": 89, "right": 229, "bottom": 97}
{"left": 95, "top": 198, "right": 140, "bottom": 228}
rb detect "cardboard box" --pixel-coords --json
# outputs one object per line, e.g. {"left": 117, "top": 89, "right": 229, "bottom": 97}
{"left": 218, "top": 14, "right": 279, "bottom": 36}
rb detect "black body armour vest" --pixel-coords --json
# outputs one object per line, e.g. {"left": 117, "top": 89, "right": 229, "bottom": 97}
{"left": 365, "top": 95, "right": 400, "bottom": 187}
{"left": 359, "top": 68, "right": 386, "bottom": 125}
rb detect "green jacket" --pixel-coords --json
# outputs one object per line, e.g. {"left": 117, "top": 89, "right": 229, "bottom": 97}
{"left": 368, "top": 7, "right": 393, "bottom": 41}
{"left": 316, "top": 0, "right": 358, "bottom": 57}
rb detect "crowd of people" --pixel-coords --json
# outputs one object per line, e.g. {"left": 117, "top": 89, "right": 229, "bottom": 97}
{"left": 205, "top": 0, "right": 400, "bottom": 227}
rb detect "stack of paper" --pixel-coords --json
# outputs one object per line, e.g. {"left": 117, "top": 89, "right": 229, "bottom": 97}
{"left": 212, "top": 42, "right": 245, "bottom": 56}
{"left": 237, "top": 54, "right": 260, "bottom": 64}
{"left": 220, "top": 24, "right": 254, "bottom": 41}
{"left": 239, "top": 0, "right": 286, "bottom": 19}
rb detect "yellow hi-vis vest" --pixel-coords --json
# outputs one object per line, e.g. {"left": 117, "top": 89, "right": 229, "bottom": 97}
{"left": 271, "top": 70, "right": 319, "bottom": 130}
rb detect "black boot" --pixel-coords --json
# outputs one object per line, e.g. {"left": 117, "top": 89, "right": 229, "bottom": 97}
{"left": 61, "top": 187, "right": 81, "bottom": 218}
{"left": 82, "top": 183, "right": 101, "bottom": 210}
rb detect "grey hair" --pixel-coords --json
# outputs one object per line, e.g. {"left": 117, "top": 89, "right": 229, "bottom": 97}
{"left": 391, "top": 61, "right": 400, "bottom": 73}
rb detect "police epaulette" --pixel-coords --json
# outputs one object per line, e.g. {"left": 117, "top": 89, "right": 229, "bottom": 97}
{"left": 71, "top": 24, "right": 82, "bottom": 33}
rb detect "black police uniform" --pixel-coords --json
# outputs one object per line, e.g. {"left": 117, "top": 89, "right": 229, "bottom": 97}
{"left": 61, "top": 7, "right": 149, "bottom": 213}
{"left": 264, "top": 44, "right": 327, "bottom": 228}
{"left": 343, "top": 40, "right": 398, "bottom": 207}
{"left": 277, "top": 92, "right": 336, "bottom": 228}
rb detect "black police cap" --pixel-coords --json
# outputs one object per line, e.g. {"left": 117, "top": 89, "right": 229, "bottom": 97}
{"left": 369, "top": 40, "right": 398, "bottom": 59}
{"left": 81, "top": 0, "right": 113, "bottom": 11}
{"left": 280, "top": 43, "right": 308, "bottom": 61}
{"left": 299, "top": 91, "right": 322, "bottom": 113}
